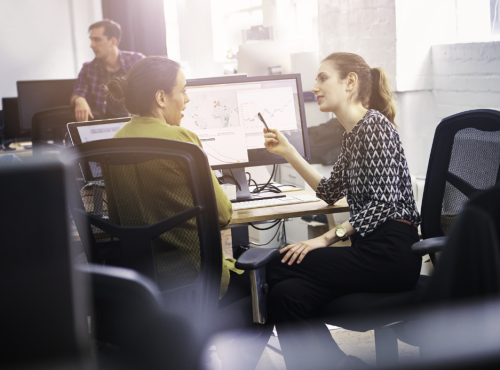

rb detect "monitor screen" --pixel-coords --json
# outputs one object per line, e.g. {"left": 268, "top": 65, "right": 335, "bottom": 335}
{"left": 183, "top": 74, "right": 309, "bottom": 170}
{"left": 75, "top": 121, "right": 127, "bottom": 144}
{"left": 67, "top": 118, "right": 130, "bottom": 181}
{"left": 17, "top": 79, "right": 77, "bottom": 132}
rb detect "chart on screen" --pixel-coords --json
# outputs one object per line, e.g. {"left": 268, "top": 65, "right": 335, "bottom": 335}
{"left": 237, "top": 87, "right": 298, "bottom": 134}
{"left": 197, "top": 127, "right": 249, "bottom": 166}
{"left": 182, "top": 84, "right": 260, "bottom": 131}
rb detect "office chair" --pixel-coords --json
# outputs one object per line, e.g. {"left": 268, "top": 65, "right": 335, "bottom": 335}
{"left": 307, "top": 109, "right": 500, "bottom": 366}
{"left": 80, "top": 263, "right": 200, "bottom": 370}
{"left": 31, "top": 106, "right": 107, "bottom": 157}
{"left": 31, "top": 106, "right": 75, "bottom": 157}
{"left": 59, "top": 137, "right": 278, "bottom": 340}
{"left": 0, "top": 160, "right": 89, "bottom": 369}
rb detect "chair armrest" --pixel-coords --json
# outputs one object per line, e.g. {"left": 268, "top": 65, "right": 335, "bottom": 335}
{"left": 411, "top": 237, "right": 448, "bottom": 255}
{"left": 235, "top": 248, "right": 280, "bottom": 270}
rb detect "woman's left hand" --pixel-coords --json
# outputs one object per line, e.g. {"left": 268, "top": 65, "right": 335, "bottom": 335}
{"left": 280, "top": 234, "right": 330, "bottom": 265}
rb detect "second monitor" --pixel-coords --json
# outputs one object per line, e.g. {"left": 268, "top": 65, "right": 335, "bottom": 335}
{"left": 184, "top": 73, "right": 310, "bottom": 200}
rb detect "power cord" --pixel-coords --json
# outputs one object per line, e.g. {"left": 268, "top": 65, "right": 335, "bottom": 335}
{"left": 248, "top": 219, "right": 285, "bottom": 246}
{"left": 251, "top": 165, "right": 282, "bottom": 194}
{"left": 216, "top": 173, "right": 242, "bottom": 191}
{"left": 250, "top": 219, "right": 281, "bottom": 230}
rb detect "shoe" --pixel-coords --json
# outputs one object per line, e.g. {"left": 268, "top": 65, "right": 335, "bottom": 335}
{"left": 335, "top": 355, "right": 370, "bottom": 369}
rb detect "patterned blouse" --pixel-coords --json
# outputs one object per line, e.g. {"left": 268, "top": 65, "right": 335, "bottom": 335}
{"left": 316, "top": 109, "right": 421, "bottom": 237}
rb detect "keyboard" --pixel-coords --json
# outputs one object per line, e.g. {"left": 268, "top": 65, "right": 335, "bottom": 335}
{"left": 232, "top": 194, "right": 322, "bottom": 211}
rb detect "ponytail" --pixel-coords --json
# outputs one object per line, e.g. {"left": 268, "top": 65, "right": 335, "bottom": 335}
{"left": 370, "top": 67, "right": 396, "bottom": 126}
{"left": 322, "top": 52, "right": 397, "bottom": 127}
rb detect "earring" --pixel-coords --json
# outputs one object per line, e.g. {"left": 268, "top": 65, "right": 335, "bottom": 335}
{"left": 161, "top": 104, "right": 166, "bottom": 108}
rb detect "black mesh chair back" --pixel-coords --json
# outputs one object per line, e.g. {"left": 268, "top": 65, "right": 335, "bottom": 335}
{"left": 59, "top": 137, "right": 223, "bottom": 335}
{"left": 31, "top": 106, "right": 75, "bottom": 157}
{"left": 421, "top": 109, "right": 500, "bottom": 239}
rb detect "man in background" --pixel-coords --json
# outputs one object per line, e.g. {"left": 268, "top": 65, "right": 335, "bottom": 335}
{"left": 71, "top": 19, "right": 145, "bottom": 121}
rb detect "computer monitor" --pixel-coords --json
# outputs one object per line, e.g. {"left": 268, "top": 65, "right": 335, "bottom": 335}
{"left": 1, "top": 97, "right": 29, "bottom": 150}
{"left": 17, "top": 79, "right": 77, "bottom": 132}
{"left": 183, "top": 73, "right": 310, "bottom": 200}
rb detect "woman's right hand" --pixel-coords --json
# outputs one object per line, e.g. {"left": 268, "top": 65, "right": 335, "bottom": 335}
{"left": 264, "top": 128, "right": 292, "bottom": 157}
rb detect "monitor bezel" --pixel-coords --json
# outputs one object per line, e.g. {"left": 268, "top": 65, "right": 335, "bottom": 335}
{"left": 17, "top": 79, "right": 77, "bottom": 133}
{"left": 185, "top": 73, "right": 310, "bottom": 170}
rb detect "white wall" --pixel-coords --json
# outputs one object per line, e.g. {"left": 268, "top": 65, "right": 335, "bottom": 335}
{"left": 175, "top": 0, "right": 224, "bottom": 78}
{"left": 432, "top": 42, "right": 500, "bottom": 121}
{"left": 317, "top": 0, "right": 397, "bottom": 89}
{"left": 395, "top": 90, "right": 437, "bottom": 177}
{"left": 0, "top": 0, "right": 102, "bottom": 109}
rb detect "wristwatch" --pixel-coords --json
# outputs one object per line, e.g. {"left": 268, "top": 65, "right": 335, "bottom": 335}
{"left": 335, "top": 224, "right": 349, "bottom": 241}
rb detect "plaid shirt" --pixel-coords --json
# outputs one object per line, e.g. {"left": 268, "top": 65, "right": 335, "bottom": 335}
{"left": 72, "top": 50, "right": 145, "bottom": 114}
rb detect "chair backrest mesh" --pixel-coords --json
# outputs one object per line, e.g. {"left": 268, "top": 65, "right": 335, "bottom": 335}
{"left": 422, "top": 109, "right": 500, "bottom": 239}
{"left": 101, "top": 158, "right": 201, "bottom": 291}
{"left": 441, "top": 128, "right": 500, "bottom": 235}
{"left": 61, "top": 137, "right": 223, "bottom": 335}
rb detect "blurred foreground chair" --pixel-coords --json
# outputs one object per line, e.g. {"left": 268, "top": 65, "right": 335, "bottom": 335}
{"left": 0, "top": 160, "right": 89, "bottom": 369}
{"left": 59, "top": 137, "right": 277, "bottom": 362}
{"left": 80, "top": 263, "right": 200, "bottom": 370}
{"left": 314, "top": 109, "right": 500, "bottom": 366}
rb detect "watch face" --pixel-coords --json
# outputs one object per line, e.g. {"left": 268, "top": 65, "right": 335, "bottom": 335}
{"left": 337, "top": 228, "right": 346, "bottom": 237}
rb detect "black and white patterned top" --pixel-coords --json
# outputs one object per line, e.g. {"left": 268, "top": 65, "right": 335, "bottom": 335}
{"left": 316, "top": 109, "right": 421, "bottom": 237}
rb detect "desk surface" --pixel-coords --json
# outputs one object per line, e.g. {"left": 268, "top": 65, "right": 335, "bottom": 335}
{"left": 0, "top": 143, "right": 33, "bottom": 158}
{"left": 229, "top": 190, "right": 349, "bottom": 225}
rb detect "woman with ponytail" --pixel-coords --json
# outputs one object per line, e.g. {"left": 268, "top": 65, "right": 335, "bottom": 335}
{"left": 264, "top": 52, "right": 421, "bottom": 369}
{"left": 103, "top": 56, "right": 271, "bottom": 370}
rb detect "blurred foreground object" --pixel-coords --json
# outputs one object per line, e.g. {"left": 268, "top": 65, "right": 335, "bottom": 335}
{"left": 0, "top": 160, "right": 89, "bottom": 369}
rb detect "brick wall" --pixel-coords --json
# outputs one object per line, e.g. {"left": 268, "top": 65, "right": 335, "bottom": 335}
{"left": 432, "top": 42, "right": 500, "bottom": 121}
{"left": 318, "top": 0, "right": 397, "bottom": 89}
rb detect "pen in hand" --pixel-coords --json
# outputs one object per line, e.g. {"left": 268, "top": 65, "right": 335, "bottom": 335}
{"left": 258, "top": 112, "right": 270, "bottom": 132}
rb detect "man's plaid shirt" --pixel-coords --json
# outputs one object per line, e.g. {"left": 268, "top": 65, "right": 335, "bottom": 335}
{"left": 72, "top": 50, "right": 145, "bottom": 114}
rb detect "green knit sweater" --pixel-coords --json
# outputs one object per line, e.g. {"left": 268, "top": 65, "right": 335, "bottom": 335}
{"left": 102, "top": 116, "right": 239, "bottom": 298}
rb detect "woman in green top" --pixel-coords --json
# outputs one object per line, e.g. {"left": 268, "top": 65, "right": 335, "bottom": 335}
{"left": 104, "top": 56, "right": 270, "bottom": 370}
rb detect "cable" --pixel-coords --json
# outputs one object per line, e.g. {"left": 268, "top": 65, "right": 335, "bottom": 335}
{"left": 251, "top": 165, "right": 281, "bottom": 194}
{"left": 250, "top": 219, "right": 281, "bottom": 230}
{"left": 248, "top": 220, "right": 284, "bottom": 246}
{"left": 216, "top": 174, "right": 242, "bottom": 191}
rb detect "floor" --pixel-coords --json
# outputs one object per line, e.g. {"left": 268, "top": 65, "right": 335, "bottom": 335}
{"left": 203, "top": 328, "right": 420, "bottom": 369}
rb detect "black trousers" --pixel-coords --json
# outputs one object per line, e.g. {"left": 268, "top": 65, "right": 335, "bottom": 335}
{"left": 267, "top": 220, "right": 421, "bottom": 370}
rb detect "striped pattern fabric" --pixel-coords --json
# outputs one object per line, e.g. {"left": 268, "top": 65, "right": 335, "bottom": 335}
{"left": 316, "top": 109, "right": 421, "bottom": 237}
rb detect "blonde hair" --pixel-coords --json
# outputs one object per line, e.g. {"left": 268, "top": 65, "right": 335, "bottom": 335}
{"left": 322, "top": 52, "right": 396, "bottom": 126}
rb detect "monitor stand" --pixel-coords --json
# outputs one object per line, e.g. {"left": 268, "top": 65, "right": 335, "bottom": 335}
{"left": 222, "top": 167, "right": 285, "bottom": 203}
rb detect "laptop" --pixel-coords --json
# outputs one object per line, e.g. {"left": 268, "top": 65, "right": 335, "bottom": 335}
{"left": 67, "top": 118, "right": 130, "bottom": 181}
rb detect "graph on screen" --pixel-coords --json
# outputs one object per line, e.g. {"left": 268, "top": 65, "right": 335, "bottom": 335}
{"left": 182, "top": 84, "right": 261, "bottom": 131}
{"left": 237, "top": 87, "right": 298, "bottom": 134}
{"left": 197, "top": 127, "right": 249, "bottom": 166}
